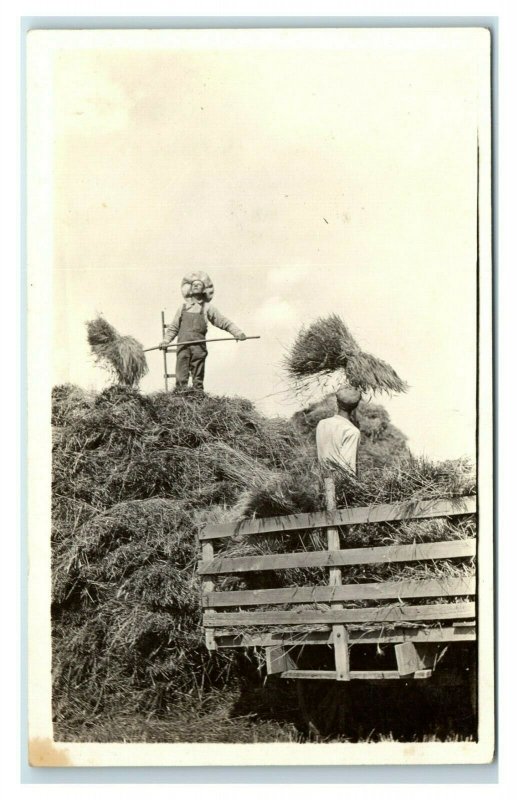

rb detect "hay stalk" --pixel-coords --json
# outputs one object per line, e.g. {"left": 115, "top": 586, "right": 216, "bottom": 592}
{"left": 285, "top": 314, "right": 408, "bottom": 395}
{"left": 87, "top": 317, "right": 149, "bottom": 387}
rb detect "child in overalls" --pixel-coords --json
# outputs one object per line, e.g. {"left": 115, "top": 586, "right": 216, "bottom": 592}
{"left": 160, "top": 271, "right": 246, "bottom": 392}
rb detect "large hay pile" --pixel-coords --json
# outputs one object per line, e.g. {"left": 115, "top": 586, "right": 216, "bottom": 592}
{"left": 52, "top": 384, "right": 305, "bottom": 728}
{"left": 52, "top": 383, "right": 474, "bottom": 736}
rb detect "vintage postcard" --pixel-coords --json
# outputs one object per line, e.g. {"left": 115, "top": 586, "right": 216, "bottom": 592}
{"left": 27, "top": 27, "right": 493, "bottom": 767}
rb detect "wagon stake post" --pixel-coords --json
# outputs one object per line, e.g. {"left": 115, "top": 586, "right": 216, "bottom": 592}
{"left": 325, "top": 474, "right": 350, "bottom": 682}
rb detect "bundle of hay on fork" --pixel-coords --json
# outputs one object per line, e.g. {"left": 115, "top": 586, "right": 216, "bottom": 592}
{"left": 86, "top": 316, "right": 148, "bottom": 387}
{"left": 285, "top": 314, "right": 408, "bottom": 395}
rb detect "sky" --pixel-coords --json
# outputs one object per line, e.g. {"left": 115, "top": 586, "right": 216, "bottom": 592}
{"left": 51, "top": 29, "right": 485, "bottom": 461}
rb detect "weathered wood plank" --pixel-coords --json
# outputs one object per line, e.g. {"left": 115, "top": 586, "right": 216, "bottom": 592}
{"left": 201, "top": 540, "right": 217, "bottom": 651}
{"left": 333, "top": 625, "right": 350, "bottom": 681}
{"left": 203, "top": 576, "right": 476, "bottom": 607}
{"left": 413, "top": 669, "right": 433, "bottom": 680}
{"left": 351, "top": 670, "right": 409, "bottom": 680}
{"left": 198, "top": 539, "right": 476, "bottom": 576}
{"left": 281, "top": 670, "right": 337, "bottom": 680}
{"left": 213, "top": 625, "right": 476, "bottom": 648}
{"left": 280, "top": 670, "right": 410, "bottom": 681}
{"left": 200, "top": 496, "right": 476, "bottom": 540}
{"left": 325, "top": 475, "right": 342, "bottom": 594}
{"left": 324, "top": 476, "right": 350, "bottom": 680}
{"left": 203, "top": 601, "right": 475, "bottom": 627}
{"left": 215, "top": 631, "right": 335, "bottom": 647}
{"left": 265, "top": 647, "right": 296, "bottom": 675}
{"left": 395, "top": 642, "right": 440, "bottom": 676}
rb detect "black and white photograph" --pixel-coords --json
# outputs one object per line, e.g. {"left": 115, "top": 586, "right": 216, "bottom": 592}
{"left": 27, "top": 27, "right": 493, "bottom": 766}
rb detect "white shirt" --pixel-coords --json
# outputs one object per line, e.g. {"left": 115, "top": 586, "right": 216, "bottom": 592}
{"left": 316, "top": 415, "right": 361, "bottom": 473}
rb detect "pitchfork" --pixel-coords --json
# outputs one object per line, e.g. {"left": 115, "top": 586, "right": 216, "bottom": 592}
{"left": 144, "top": 336, "right": 261, "bottom": 352}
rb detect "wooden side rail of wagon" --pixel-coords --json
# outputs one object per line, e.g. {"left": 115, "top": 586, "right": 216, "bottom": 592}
{"left": 198, "top": 494, "right": 476, "bottom": 684}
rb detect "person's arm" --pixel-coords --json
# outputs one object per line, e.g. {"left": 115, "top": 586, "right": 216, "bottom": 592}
{"left": 206, "top": 304, "right": 246, "bottom": 339}
{"left": 340, "top": 422, "right": 361, "bottom": 474}
{"left": 160, "top": 307, "right": 182, "bottom": 347}
{"left": 341, "top": 422, "right": 361, "bottom": 447}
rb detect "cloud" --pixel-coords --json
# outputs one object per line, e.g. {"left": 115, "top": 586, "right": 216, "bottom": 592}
{"left": 266, "top": 265, "right": 310, "bottom": 291}
{"left": 253, "top": 296, "right": 299, "bottom": 330}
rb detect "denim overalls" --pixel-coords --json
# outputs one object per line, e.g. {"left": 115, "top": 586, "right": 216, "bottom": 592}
{"left": 175, "top": 306, "right": 208, "bottom": 390}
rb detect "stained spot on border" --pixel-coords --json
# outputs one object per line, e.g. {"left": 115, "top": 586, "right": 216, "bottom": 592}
{"left": 29, "top": 737, "right": 71, "bottom": 767}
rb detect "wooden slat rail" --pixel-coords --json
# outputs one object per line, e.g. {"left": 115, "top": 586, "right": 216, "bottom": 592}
{"left": 203, "top": 601, "right": 475, "bottom": 627}
{"left": 199, "top": 496, "right": 476, "bottom": 541}
{"left": 282, "top": 670, "right": 337, "bottom": 680}
{"left": 198, "top": 538, "right": 475, "bottom": 576}
{"left": 203, "top": 576, "right": 475, "bottom": 608}
{"left": 280, "top": 670, "right": 432, "bottom": 681}
{"left": 213, "top": 625, "right": 476, "bottom": 648}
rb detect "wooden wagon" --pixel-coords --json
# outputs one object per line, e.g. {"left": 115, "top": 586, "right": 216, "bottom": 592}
{"left": 198, "top": 493, "right": 476, "bottom": 733}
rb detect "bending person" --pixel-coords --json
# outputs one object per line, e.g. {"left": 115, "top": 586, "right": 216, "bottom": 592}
{"left": 315, "top": 387, "right": 362, "bottom": 474}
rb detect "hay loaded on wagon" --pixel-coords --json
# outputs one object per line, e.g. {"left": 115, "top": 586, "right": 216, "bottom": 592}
{"left": 198, "top": 317, "right": 477, "bottom": 734}
{"left": 84, "top": 303, "right": 477, "bottom": 736}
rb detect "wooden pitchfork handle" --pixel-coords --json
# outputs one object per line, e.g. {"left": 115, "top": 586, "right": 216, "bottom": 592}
{"left": 144, "top": 335, "right": 261, "bottom": 353}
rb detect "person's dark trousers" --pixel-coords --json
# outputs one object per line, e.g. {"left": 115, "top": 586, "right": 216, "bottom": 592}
{"left": 176, "top": 344, "right": 207, "bottom": 390}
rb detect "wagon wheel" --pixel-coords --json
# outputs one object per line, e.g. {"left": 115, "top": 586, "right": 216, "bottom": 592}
{"left": 296, "top": 679, "right": 353, "bottom": 740}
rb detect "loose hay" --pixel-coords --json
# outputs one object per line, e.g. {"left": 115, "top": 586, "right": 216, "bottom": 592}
{"left": 285, "top": 314, "right": 408, "bottom": 395}
{"left": 87, "top": 316, "right": 149, "bottom": 387}
{"left": 52, "top": 385, "right": 315, "bottom": 726}
{"left": 52, "top": 383, "right": 474, "bottom": 736}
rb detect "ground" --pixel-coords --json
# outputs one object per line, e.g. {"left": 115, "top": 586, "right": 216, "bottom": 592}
{"left": 54, "top": 672, "right": 477, "bottom": 744}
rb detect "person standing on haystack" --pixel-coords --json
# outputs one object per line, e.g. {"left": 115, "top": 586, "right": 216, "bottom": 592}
{"left": 316, "top": 387, "right": 362, "bottom": 475}
{"left": 159, "top": 271, "right": 246, "bottom": 392}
